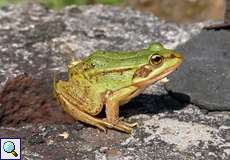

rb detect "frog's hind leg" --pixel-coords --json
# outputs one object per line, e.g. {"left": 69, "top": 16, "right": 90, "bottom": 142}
{"left": 54, "top": 80, "right": 108, "bottom": 131}
{"left": 57, "top": 94, "right": 135, "bottom": 133}
{"left": 59, "top": 93, "right": 108, "bottom": 132}
{"left": 54, "top": 80, "right": 136, "bottom": 133}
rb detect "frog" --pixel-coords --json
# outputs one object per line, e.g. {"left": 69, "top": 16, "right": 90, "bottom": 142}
{"left": 54, "top": 43, "right": 183, "bottom": 134}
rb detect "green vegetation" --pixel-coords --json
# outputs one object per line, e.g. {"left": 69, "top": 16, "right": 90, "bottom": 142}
{"left": 96, "top": 0, "right": 123, "bottom": 5}
{"left": 43, "top": 0, "right": 124, "bottom": 9}
{"left": 0, "top": 0, "right": 21, "bottom": 7}
{"left": 0, "top": 0, "right": 124, "bottom": 9}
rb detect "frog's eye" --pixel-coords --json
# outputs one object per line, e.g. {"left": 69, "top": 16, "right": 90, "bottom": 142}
{"left": 150, "top": 54, "right": 163, "bottom": 65}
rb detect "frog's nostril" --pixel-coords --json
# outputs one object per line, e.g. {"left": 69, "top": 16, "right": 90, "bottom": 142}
{"left": 170, "top": 53, "right": 182, "bottom": 59}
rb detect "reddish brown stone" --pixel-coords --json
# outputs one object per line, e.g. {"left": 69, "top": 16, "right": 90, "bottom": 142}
{"left": 0, "top": 74, "right": 75, "bottom": 127}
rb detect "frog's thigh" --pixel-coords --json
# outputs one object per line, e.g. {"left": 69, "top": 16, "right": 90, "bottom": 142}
{"left": 58, "top": 94, "right": 115, "bottom": 132}
{"left": 55, "top": 81, "right": 110, "bottom": 131}
{"left": 59, "top": 94, "right": 134, "bottom": 133}
{"left": 56, "top": 81, "right": 137, "bottom": 133}
{"left": 105, "top": 86, "right": 138, "bottom": 125}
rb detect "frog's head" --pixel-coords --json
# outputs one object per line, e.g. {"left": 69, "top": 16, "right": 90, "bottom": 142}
{"left": 132, "top": 43, "right": 183, "bottom": 88}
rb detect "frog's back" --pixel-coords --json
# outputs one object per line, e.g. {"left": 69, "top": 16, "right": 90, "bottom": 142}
{"left": 85, "top": 50, "right": 151, "bottom": 70}
{"left": 72, "top": 50, "right": 149, "bottom": 92}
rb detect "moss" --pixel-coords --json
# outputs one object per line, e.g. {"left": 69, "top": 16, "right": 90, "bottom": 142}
{"left": 0, "top": 0, "right": 124, "bottom": 9}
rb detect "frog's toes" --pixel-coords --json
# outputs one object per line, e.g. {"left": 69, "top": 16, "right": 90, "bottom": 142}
{"left": 116, "top": 118, "right": 138, "bottom": 128}
{"left": 98, "top": 119, "right": 135, "bottom": 133}
{"left": 114, "top": 122, "right": 134, "bottom": 134}
{"left": 95, "top": 123, "right": 107, "bottom": 133}
{"left": 120, "top": 121, "right": 138, "bottom": 128}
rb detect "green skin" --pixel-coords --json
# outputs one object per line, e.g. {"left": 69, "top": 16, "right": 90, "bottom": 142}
{"left": 54, "top": 43, "right": 183, "bottom": 134}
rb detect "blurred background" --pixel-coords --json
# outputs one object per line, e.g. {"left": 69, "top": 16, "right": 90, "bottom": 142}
{"left": 0, "top": 0, "right": 225, "bottom": 24}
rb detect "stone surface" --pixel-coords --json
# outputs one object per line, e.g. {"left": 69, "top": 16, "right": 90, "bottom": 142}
{"left": 0, "top": 74, "right": 74, "bottom": 126}
{"left": 166, "top": 30, "right": 230, "bottom": 111}
{"left": 0, "top": 3, "right": 229, "bottom": 160}
{"left": 0, "top": 105, "right": 230, "bottom": 160}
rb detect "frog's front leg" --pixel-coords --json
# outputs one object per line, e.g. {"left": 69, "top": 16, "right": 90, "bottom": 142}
{"left": 105, "top": 86, "right": 139, "bottom": 133}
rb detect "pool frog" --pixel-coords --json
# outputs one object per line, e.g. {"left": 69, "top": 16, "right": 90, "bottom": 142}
{"left": 54, "top": 43, "right": 183, "bottom": 134}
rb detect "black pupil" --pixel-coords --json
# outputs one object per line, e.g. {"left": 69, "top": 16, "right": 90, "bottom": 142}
{"left": 153, "top": 56, "right": 161, "bottom": 63}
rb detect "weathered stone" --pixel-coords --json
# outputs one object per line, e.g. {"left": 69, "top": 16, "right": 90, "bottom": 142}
{"left": 166, "top": 30, "right": 230, "bottom": 111}
{"left": 0, "top": 74, "right": 74, "bottom": 126}
{"left": 0, "top": 104, "right": 229, "bottom": 160}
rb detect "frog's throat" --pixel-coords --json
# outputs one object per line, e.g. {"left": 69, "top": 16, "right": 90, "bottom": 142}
{"left": 133, "top": 60, "right": 182, "bottom": 88}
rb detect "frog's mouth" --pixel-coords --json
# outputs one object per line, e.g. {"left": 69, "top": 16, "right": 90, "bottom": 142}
{"left": 133, "top": 59, "right": 183, "bottom": 88}
{"left": 152, "top": 62, "right": 182, "bottom": 83}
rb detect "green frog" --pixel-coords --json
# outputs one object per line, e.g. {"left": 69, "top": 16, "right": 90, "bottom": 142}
{"left": 54, "top": 43, "right": 183, "bottom": 134}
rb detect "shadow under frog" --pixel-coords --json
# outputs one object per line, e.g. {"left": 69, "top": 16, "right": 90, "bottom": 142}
{"left": 54, "top": 72, "right": 190, "bottom": 125}
{"left": 97, "top": 92, "right": 190, "bottom": 119}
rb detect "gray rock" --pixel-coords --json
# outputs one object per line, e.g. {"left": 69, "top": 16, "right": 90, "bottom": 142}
{"left": 1, "top": 104, "right": 230, "bottom": 160}
{"left": 166, "top": 30, "right": 230, "bottom": 111}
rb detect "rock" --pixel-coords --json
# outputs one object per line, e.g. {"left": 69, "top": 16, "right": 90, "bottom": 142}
{"left": 0, "top": 74, "right": 75, "bottom": 126}
{"left": 0, "top": 104, "right": 229, "bottom": 160}
{"left": 166, "top": 30, "right": 230, "bottom": 111}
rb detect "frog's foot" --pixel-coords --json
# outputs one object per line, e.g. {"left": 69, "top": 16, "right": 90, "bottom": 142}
{"left": 118, "top": 117, "right": 138, "bottom": 128}
{"left": 112, "top": 122, "right": 133, "bottom": 133}
{"left": 110, "top": 120, "right": 138, "bottom": 134}
{"left": 119, "top": 121, "right": 138, "bottom": 128}
{"left": 94, "top": 119, "right": 136, "bottom": 134}
{"left": 101, "top": 117, "right": 138, "bottom": 133}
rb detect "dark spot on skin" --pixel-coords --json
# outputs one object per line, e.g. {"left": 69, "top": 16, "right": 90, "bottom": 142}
{"left": 89, "top": 68, "right": 133, "bottom": 79}
{"left": 133, "top": 65, "right": 152, "bottom": 78}
{"left": 169, "top": 53, "right": 177, "bottom": 59}
{"left": 91, "top": 63, "right": 95, "bottom": 68}
{"left": 81, "top": 63, "right": 90, "bottom": 72}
